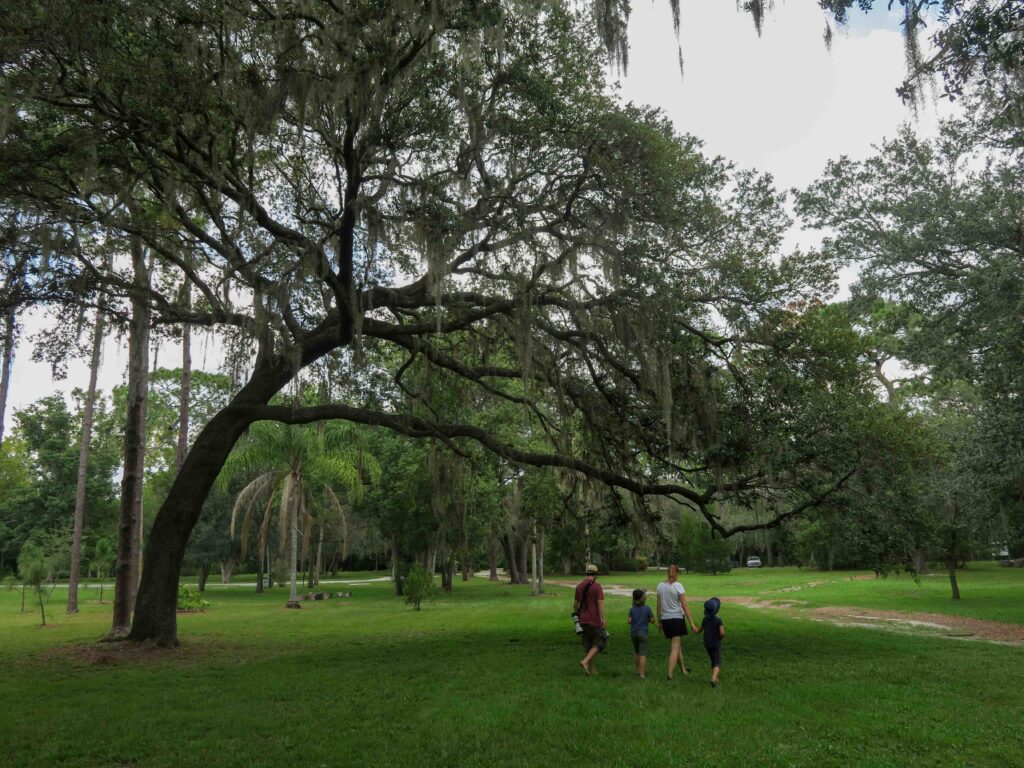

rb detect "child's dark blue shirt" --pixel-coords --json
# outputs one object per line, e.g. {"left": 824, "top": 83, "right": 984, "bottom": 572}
{"left": 701, "top": 615, "right": 723, "bottom": 648}
{"left": 629, "top": 605, "right": 655, "bottom": 637}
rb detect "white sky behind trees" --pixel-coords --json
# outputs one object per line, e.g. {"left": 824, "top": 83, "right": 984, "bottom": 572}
{"left": 6, "top": 1, "right": 956, "bottom": 417}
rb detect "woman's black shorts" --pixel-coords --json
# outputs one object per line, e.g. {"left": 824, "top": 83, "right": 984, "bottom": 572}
{"left": 661, "top": 618, "right": 687, "bottom": 638}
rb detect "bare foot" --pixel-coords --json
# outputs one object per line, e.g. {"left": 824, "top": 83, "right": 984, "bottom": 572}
{"left": 579, "top": 660, "right": 591, "bottom": 676}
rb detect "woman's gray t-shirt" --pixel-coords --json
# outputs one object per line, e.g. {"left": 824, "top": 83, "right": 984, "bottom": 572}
{"left": 656, "top": 580, "right": 686, "bottom": 619}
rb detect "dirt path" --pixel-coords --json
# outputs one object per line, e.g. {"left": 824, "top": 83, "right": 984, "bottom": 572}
{"left": 549, "top": 580, "right": 1024, "bottom": 646}
{"left": 727, "top": 597, "right": 1024, "bottom": 645}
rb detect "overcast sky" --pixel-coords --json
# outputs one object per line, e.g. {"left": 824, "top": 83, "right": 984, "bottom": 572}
{"left": 4, "top": 2, "right": 956, "bottom": 418}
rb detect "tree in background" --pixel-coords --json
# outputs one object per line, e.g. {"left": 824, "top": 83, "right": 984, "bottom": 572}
{"left": 92, "top": 537, "right": 115, "bottom": 605}
{"left": 221, "top": 420, "right": 378, "bottom": 607}
{"left": 17, "top": 540, "right": 54, "bottom": 626}
{"left": 0, "top": 394, "right": 120, "bottom": 585}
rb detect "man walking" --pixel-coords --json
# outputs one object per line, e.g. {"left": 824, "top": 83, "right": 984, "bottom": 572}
{"left": 574, "top": 563, "right": 606, "bottom": 675}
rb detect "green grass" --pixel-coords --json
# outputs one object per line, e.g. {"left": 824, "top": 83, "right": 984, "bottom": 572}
{"left": 601, "top": 561, "right": 1024, "bottom": 624}
{"left": 2, "top": 566, "right": 1023, "bottom": 767}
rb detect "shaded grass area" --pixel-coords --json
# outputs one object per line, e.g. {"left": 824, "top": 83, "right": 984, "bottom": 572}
{"left": 2, "top": 573, "right": 1023, "bottom": 767}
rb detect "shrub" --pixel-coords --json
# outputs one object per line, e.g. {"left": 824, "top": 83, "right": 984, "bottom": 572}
{"left": 177, "top": 585, "right": 210, "bottom": 612}
{"left": 404, "top": 564, "right": 437, "bottom": 611}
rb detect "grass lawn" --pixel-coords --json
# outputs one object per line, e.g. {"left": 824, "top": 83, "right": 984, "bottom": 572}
{"left": 610, "top": 561, "right": 1024, "bottom": 624}
{"left": 2, "top": 567, "right": 1023, "bottom": 768}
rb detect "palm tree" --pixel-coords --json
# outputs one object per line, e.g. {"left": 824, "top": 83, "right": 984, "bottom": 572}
{"left": 221, "top": 422, "right": 378, "bottom": 607}
{"left": 93, "top": 537, "right": 115, "bottom": 604}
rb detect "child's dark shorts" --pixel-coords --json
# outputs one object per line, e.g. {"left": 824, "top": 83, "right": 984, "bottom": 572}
{"left": 706, "top": 645, "right": 722, "bottom": 668}
{"left": 631, "top": 634, "right": 649, "bottom": 656}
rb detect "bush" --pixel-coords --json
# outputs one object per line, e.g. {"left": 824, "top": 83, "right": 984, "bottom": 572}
{"left": 404, "top": 564, "right": 437, "bottom": 611}
{"left": 609, "top": 556, "right": 648, "bottom": 572}
{"left": 177, "top": 584, "right": 210, "bottom": 612}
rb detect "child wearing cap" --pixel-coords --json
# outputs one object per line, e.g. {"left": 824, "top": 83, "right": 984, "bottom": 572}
{"left": 627, "top": 588, "right": 655, "bottom": 679}
{"left": 694, "top": 597, "right": 725, "bottom": 687}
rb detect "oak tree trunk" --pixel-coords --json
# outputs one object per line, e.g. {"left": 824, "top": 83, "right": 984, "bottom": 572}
{"left": 128, "top": 353, "right": 298, "bottom": 645}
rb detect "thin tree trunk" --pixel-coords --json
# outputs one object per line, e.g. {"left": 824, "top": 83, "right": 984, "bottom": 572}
{"left": 197, "top": 563, "right": 210, "bottom": 592}
{"left": 517, "top": 536, "right": 529, "bottom": 585}
{"left": 947, "top": 555, "right": 961, "bottom": 600}
{"left": 312, "top": 527, "right": 324, "bottom": 588}
{"left": 219, "top": 559, "right": 234, "bottom": 584}
{"left": 0, "top": 305, "right": 16, "bottom": 445}
{"left": 391, "top": 538, "right": 403, "bottom": 596}
{"left": 538, "top": 528, "right": 545, "bottom": 594}
{"left": 488, "top": 539, "right": 498, "bottom": 581}
{"left": 176, "top": 289, "right": 192, "bottom": 472}
{"left": 287, "top": 479, "right": 300, "bottom": 607}
{"left": 912, "top": 548, "right": 928, "bottom": 575}
{"left": 68, "top": 306, "right": 105, "bottom": 614}
{"left": 255, "top": 549, "right": 264, "bottom": 593}
{"left": 500, "top": 534, "right": 519, "bottom": 584}
{"left": 531, "top": 522, "right": 538, "bottom": 596}
{"left": 113, "top": 235, "right": 151, "bottom": 635}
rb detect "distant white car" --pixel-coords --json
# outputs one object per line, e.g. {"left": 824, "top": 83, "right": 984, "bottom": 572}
{"left": 746, "top": 556, "right": 762, "bottom": 568}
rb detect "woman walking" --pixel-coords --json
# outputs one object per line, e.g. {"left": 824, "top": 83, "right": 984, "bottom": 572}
{"left": 656, "top": 564, "right": 698, "bottom": 680}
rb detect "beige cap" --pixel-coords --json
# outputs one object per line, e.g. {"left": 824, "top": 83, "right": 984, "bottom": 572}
{"left": 585, "top": 563, "right": 599, "bottom": 574}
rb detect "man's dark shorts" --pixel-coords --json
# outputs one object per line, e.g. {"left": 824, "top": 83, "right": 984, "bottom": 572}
{"left": 581, "top": 624, "right": 606, "bottom": 653}
{"left": 631, "top": 634, "right": 649, "bottom": 656}
{"left": 661, "top": 618, "right": 687, "bottom": 638}
{"left": 706, "top": 645, "right": 722, "bottom": 668}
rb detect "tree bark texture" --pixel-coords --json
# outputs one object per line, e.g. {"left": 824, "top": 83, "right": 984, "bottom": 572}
{"left": 197, "top": 563, "right": 210, "bottom": 592}
{"left": 113, "top": 237, "right": 150, "bottom": 635}
{"left": 488, "top": 539, "right": 498, "bottom": 581}
{"left": 530, "top": 522, "right": 538, "bottom": 596}
{"left": 0, "top": 306, "right": 16, "bottom": 445}
{"left": 517, "top": 537, "right": 529, "bottom": 586}
{"left": 176, "top": 314, "right": 191, "bottom": 471}
{"left": 500, "top": 534, "right": 519, "bottom": 584}
{"left": 391, "top": 538, "right": 403, "bottom": 596}
{"left": 255, "top": 550, "right": 264, "bottom": 593}
{"left": 287, "top": 475, "right": 299, "bottom": 607}
{"left": 68, "top": 306, "right": 106, "bottom": 614}
{"left": 538, "top": 528, "right": 545, "bottom": 594}
{"left": 947, "top": 556, "right": 961, "bottom": 600}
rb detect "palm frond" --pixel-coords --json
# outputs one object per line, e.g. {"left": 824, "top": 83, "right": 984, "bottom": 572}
{"left": 229, "top": 472, "right": 279, "bottom": 539}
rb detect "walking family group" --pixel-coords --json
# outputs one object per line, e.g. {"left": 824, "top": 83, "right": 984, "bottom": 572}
{"left": 572, "top": 564, "right": 725, "bottom": 687}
